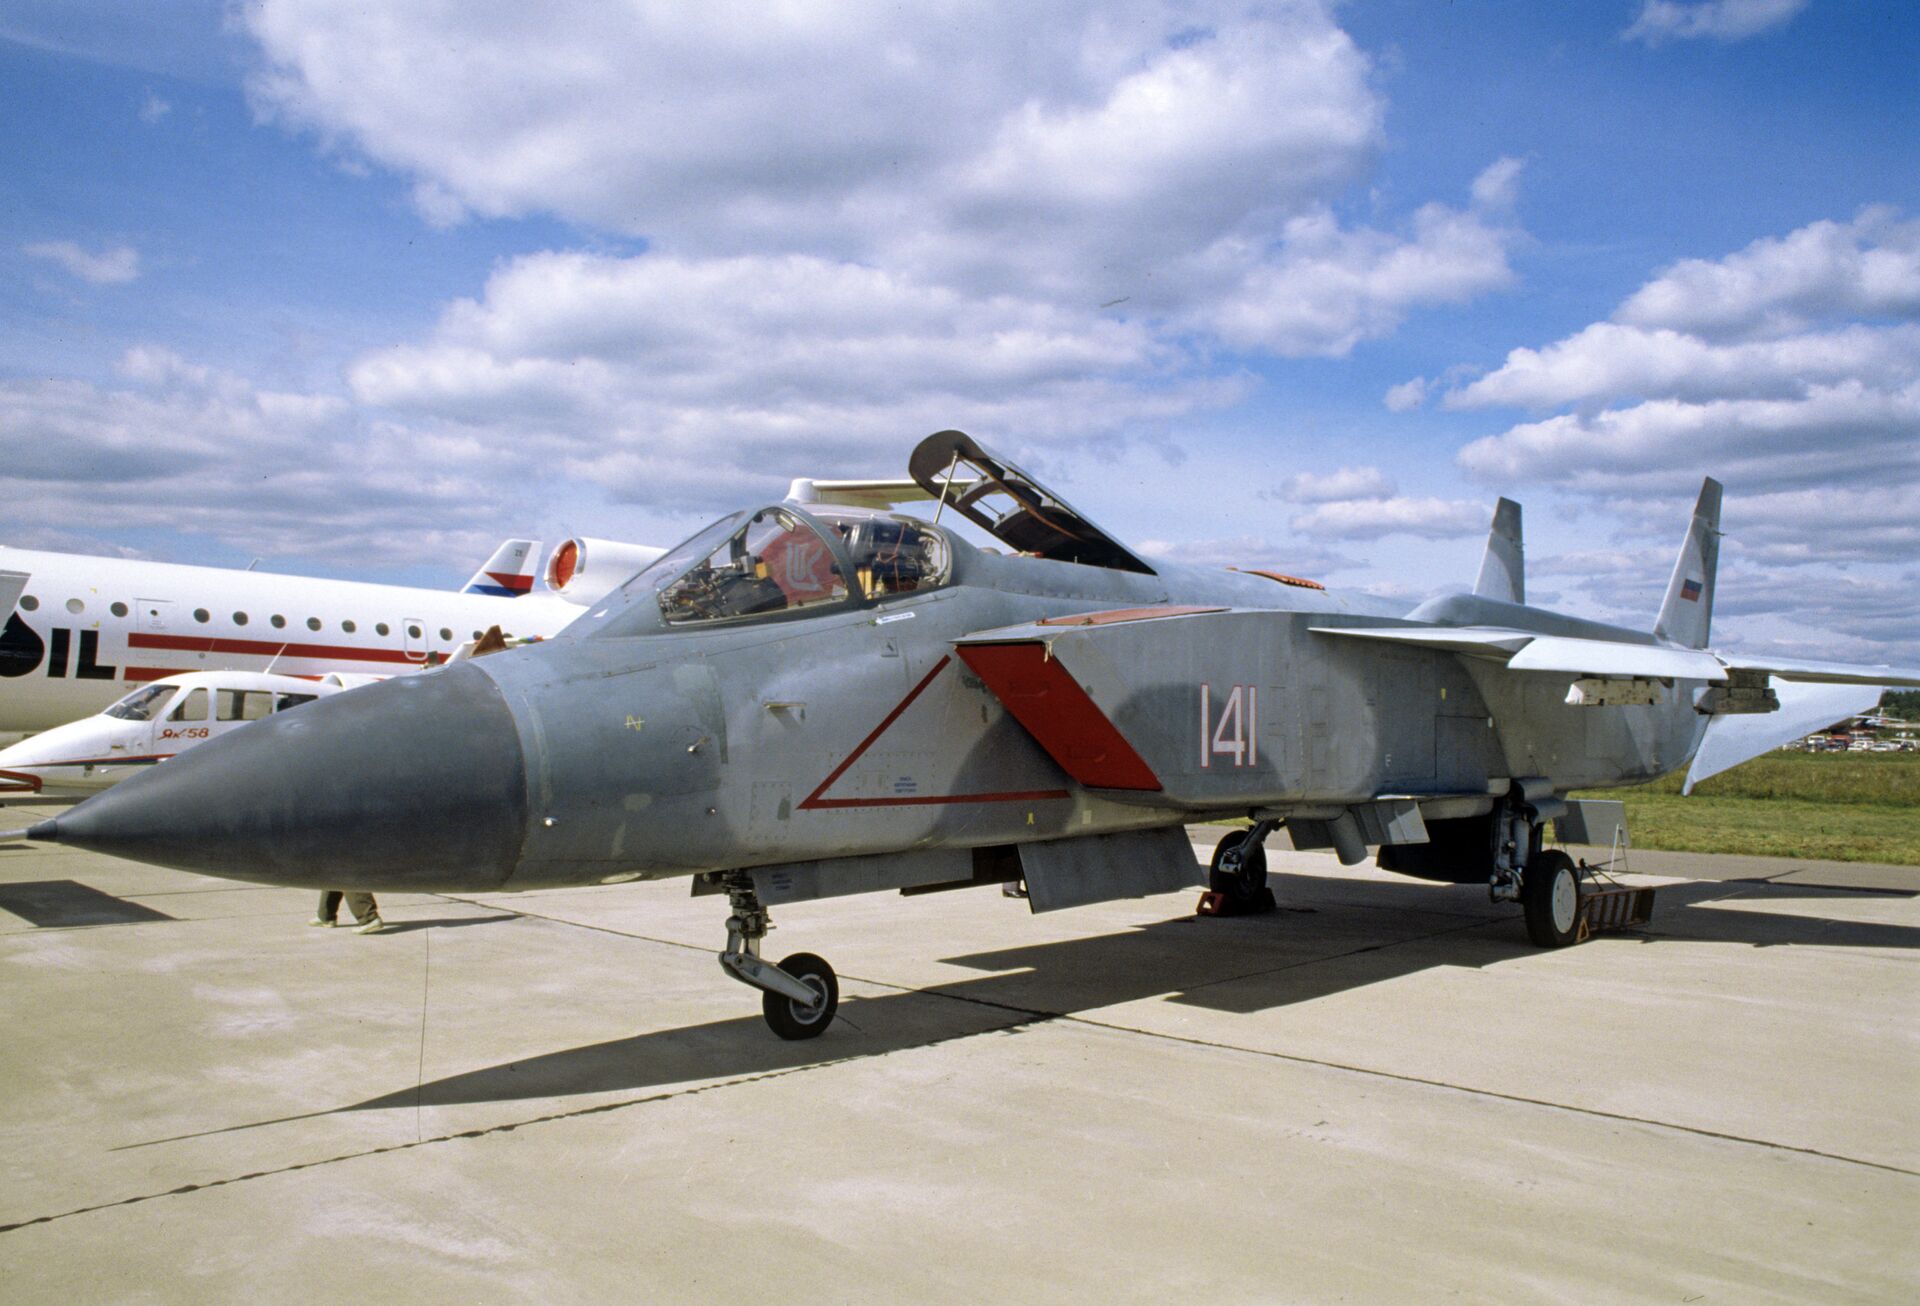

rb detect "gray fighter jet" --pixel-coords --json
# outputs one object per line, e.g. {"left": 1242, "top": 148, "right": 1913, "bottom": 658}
{"left": 24, "top": 431, "right": 1919, "bottom": 1038}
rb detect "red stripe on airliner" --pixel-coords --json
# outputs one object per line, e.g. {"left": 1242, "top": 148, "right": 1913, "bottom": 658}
{"left": 123, "top": 665, "right": 327, "bottom": 684}
{"left": 129, "top": 632, "right": 426, "bottom": 665}
{"left": 12, "top": 754, "right": 173, "bottom": 769}
{"left": 797, "top": 654, "right": 1071, "bottom": 811}
{"left": 0, "top": 768, "right": 44, "bottom": 794}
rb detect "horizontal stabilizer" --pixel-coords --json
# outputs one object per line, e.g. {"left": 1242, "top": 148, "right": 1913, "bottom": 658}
{"left": 1317, "top": 625, "right": 1920, "bottom": 690}
{"left": 1717, "top": 652, "right": 1920, "bottom": 687}
{"left": 1684, "top": 681, "right": 1884, "bottom": 793}
{"left": 1315, "top": 625, "right": 1727, "bottom": 681}
{"left": 1507, "top": 635, "right": 1726, "bottom": 680}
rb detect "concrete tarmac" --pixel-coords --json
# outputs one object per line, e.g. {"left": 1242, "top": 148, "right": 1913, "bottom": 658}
{"left": 1, "top": 806, "right": 1915, "bottom": 1303}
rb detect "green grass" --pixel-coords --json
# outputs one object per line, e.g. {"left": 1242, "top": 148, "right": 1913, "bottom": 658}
{"left": 1574, "top": 750, "right": 1920, "bottom": 865}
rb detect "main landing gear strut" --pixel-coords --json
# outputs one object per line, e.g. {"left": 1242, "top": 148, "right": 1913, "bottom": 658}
{"left": 717, "top": 874, "right": 839, "bottom": 1040}
{"left": 1487, "top": 793, "right": 1584, "bottom": 948}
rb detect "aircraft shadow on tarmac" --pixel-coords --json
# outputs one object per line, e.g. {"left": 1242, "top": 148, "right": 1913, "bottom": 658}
{"left": 364, "top": 915, "right": 519, "bottom": 934}
{"left": 325, "top": 871, "right": 1920, "bottom": 1116}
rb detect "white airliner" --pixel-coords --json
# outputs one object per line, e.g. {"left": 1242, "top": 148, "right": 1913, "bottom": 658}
{"left": 0, "top": 534, "right": 664, "bottom": 735}
{"left": 0, "top": 669, "right": 352, "bottom": 794}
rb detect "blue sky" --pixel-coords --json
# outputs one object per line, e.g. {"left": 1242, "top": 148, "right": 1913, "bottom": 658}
{"left": 2, "top": 0, "right": 1915, "bottom": 661}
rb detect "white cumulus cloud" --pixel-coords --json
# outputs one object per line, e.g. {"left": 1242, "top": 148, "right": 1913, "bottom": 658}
{"left": 1450, "top": 322, "right": 1920, "bottom": 410}
{"left": 1383, "top": 377, "right": 1429, "bottom": 411}
{"left": 1623, "top": 0, "right": 1808, "bottom": 45}
{"left": 1453, "top": 211, "right": 1920, "bottom": 501}
{"left": 1289, "top": 495, "right": 1487, "bottom": 540}
{"left": 0, "top": 347, "right": 517, "bottom": 564}
{"left": 1444, "top": 210, "right": 1920, "bottom": 661}
{"left": 1280, "top": 465, "right": 1397, "bottom": 502}
{"left": 23, "top": 240, "right": 141, "bottom": 285}
{"left": 243, "top": 2, "right": 1520, "bottom": 360}
{"left": 345, "top": 250, "right": 1249, "bottom": 509}
{"left": 1616, "top": 207, "right": 1920, "bottom": 339}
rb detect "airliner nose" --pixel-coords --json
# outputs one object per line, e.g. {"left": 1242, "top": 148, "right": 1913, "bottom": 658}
{"left": 29, "top": 663, "right": 529, "bottom": 891}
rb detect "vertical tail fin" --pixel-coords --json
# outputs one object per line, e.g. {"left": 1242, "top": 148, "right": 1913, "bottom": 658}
{"left": 462, "top": 540, "right": 541, "bottom": 597}
{"left": 1654, "top": 478, "right": 1722, "bottom": 649}
{"left": 1473, "top": 498, "right": 1524, "bottom": 605}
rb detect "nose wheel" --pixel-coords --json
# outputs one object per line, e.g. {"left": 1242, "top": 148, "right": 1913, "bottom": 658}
{"left": 760, "top": 951, "right": 838, "bottom": 1040}
{"left": 717, "top": 877, "right": 840, "bottom": 1039}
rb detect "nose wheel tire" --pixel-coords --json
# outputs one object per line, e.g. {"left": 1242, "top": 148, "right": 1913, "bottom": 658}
{"left": 1522, "top": 849, "right": 1582, "bottom": 948}
{"left": 761, "top": 951, "right": 839, "bottom": 1040}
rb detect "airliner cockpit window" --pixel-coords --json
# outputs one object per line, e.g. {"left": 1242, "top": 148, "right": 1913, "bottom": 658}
{"left": 105, "top": 684, "right": 178, "bottom": 722}
{"left": 658, "top": 508, "right": 850, "bottom": 625}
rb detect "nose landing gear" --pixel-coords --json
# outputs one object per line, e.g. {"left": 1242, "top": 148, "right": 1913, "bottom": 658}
{"left": 717, "top": 875, "right": 840, "bottom": 1039}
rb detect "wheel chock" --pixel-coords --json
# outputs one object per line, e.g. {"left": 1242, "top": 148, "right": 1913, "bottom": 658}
{"left": 1196, "top": 886, "right": 1277, "bottom": 917}
{"left": 1574, "top": 884, "right": 1655, "bottom": 941}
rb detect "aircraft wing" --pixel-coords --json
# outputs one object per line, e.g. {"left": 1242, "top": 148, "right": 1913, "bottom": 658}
{"left": 1314, "top": 625, "right": 1729, "bottom": 680}
{"left": 1683, "top": 681, "right": 1884, "bottom": 793}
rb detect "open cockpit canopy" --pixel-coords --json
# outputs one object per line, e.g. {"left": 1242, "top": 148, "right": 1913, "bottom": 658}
{"left": 908, "top": 429, "right": 1155, "bottom": 575}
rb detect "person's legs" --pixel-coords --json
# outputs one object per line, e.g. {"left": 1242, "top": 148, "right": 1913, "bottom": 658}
{"left": 310, "top": 890, "right": 343, "bottom": 926}
{"left": 344, "top": 892, "right": 378, "bottom": 925}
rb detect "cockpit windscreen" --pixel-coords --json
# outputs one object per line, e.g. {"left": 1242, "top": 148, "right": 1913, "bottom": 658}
{"left": 657, "top": 507, "right": 851, "bottom": 625}
{"left": 104, "top": 684, "right": 178, "bottom": 722}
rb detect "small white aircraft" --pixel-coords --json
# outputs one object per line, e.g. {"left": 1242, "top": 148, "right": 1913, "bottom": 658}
{"left": 0, "top": 534, "right": 664, "bottom": 736}
{"left": 0, "top": 669, "right": 356, "bottom": 795}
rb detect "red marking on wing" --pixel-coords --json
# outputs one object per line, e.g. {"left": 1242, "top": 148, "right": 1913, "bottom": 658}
{"left": 1035, "top": 605, "right": 1226, "bottom": 627}
{"left": 955, "top": 643, "right": 1161, "bottom": 791}
{"left": 1232, "top": 567, "right": 1326, "bottom": 591}
{"left": 797, "top": 654, "right": 1071, "bottom": 811}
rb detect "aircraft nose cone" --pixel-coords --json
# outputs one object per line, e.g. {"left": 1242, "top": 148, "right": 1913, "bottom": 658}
{"left": 34, "top": 663, "right": 529, "bottom": 891}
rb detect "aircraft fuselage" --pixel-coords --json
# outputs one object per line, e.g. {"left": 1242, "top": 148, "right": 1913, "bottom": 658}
{"left": 36, "top": 528, "right": 1707, "bottom": 895}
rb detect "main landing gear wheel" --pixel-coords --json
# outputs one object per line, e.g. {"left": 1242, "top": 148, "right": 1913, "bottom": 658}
{"left": 1198, "top": 828, "right": 1276, "bottom": 916}
{"left": 1522, "top": 849, "right": 1582, "bottom": 948}
{"left": 761, "top": 952, "right": 838, "bottom": 1041}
